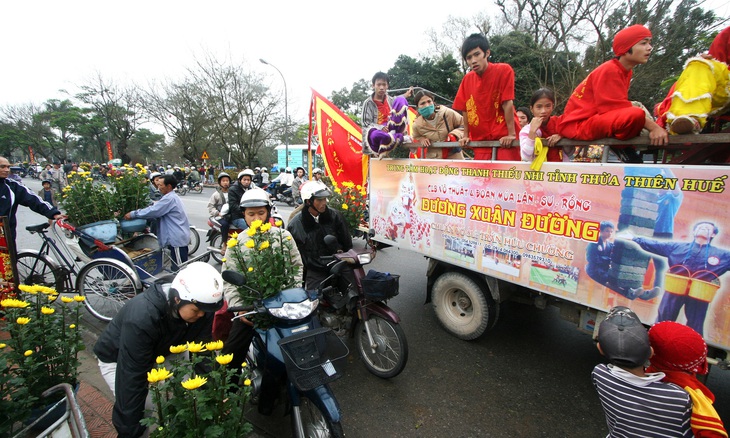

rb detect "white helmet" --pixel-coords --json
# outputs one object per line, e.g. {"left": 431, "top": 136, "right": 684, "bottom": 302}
{"left": 301, "top": 181, "right": 332, "bottom": 202}
{"left": 238, "top": 169, "right": 255, "bottom": 180}
{"left": 239, "top": 188, "right": 272, "bottom": 209}
{"left": 149, "top": 172, "right": 161, "bottom": 180}
{"left": 312, "top": 167, "right": 323, "bottom": 175}
{"left": 254, "top": 167, "right": 260, "bottom": 171}
{"left": 167, "top": 165, "right": 172, "bottom": 169}
{"left": 285, "top": 167, "right": 292, "bottom": 173}
{"left": 261, "top": 167, "right": 267, "bottom": 171}
{"left": 170, "top": 262, "right": 224, "bottom": 312}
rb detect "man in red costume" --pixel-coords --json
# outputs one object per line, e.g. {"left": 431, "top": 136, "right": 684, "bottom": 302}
{"left": 453, "top": 33, "right": 521, "bottom": 161}
{"left": 559, "top": 25, "right": 668, "bottom": 150}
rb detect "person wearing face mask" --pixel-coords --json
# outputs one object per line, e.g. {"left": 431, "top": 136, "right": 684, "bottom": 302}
{"left": 411, "top": 90, "right": 465, "bottom": 160}
{"left": 622, "top": 221, "right": 730, "bottom": 335}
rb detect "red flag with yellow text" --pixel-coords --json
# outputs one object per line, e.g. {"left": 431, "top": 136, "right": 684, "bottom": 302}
{"left": 310, "top": 89, "right": 367, "bottom": 188}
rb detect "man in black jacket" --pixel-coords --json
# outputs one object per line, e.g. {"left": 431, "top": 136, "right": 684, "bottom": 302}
{"left": 287, "top": 181, "right": 353, "bottom": 289}
{"left": 93, "top": 262, "right": 224, "bottom": 438}
{"left": 228, "top": 169, "right": 255, "bottom": 229}
{"left": 0, "top": 156, "right": 62, "bottom": 239}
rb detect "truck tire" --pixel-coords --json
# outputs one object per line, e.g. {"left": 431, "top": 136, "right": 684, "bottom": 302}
{"left": 432, "top": 271, "right": 496, "bottom": 340}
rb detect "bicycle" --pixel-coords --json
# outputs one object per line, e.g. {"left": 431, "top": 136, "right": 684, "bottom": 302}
{"left": 16, "top": 220, "right": 215, "bottom": 322}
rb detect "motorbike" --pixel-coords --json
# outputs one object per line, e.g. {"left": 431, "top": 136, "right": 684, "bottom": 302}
{"left": 187, "top": 179, "right": 204, "bottom": 194}
{"left": 223, "top": 270, "right": 347, "bottom": 438}
{"left": 174, "top": 180, "right": 188, "bottom": 196}
{"left": 317, "top": 234, "right": 408, "bottom": 378}
{"left": 265, "top": 181, "right": 297, "bottom": 207}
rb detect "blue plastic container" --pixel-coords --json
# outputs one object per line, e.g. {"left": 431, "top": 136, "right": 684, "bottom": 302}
{"left": 119, "top": 218, "right": 148, "bottom": 233}
{"left": 78, "top": 220, "right": 118, "bottom": 243}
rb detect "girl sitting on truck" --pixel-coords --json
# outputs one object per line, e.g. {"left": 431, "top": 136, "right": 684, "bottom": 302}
{"left": 519, "top": 88, "right": 574, "bottom": 165}
{"left": 411, "top": 89, "right": 465, "bottom": 160}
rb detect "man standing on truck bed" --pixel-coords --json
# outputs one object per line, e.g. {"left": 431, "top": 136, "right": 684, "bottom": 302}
{"left": 452, "top": 33, "right": 521, "bottom": 161}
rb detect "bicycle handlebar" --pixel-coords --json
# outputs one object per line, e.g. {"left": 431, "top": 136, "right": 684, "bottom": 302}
{"left": 55, "top": 219, "right": 113, "bottom": 252}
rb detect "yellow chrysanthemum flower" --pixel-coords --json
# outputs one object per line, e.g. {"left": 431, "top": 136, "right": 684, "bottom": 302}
{"left": 241, "top": 362, "right": 248, "bottom": 368}
{"left": 0, "top": 343, "right": 6, "bottom": 349}
{"left": 342, "top": 204, "right": 349, "bottom": 210}
{"left": 258, "top": 241, "right": 270, "bottom": 251}
{"left": 38, "top": 285, "right": 56, "bottom": 295}
{"left": 286, "top": 236, "right": 292, "bottom": 240}
{"left": 260, "top": 222, "right": 271, "bottom": 233}
{"left": 246, "top": 227, "right": 256, "bottom": 237}
{"left": 169, "top": 344, "right": 187, "bottom": 354}
{"left": 248, "top": 267, "right": 254, "bottom": 272}
{"left": 61, "top": 296, "right": 74, "bottom": 303}
{"left": 156, "top": 356, "right": 165, "bottom": 364}
{"left": 18, "top": 284, "right": 34, "bottom": 293}
{"left": 186, "top": 341, "right": 205, "bottom": 353}
{"left": 342, "top": 181, "right": 355, "bottom": 188}
{"left": 86, "top": 177, "right": 93, "bottom": 182}
{"left": 205, "top": 340, "right": 223, "bottom": 351}
{"left": 356, "top": 185, "right": 362, "bottom": 190}
{"left": 245, "top": 239, "right": 255, "bottom": 249}
{"left": 250, "top": 219, "right": 263, "bottom": 230}
{"left": 181, "top": 376, "right": 207, "bottom": 390}
{"left": 333, "top": 188, "right": 341, "bottom": 194}
{"left": 227, "top": 238, "right": 238, "bottom": 248}
{"left": 74, "top": 295, "right": 85, "bottom": 302}
{"left": 1, "top": 299, "right": 30, "bottom": 308}
{"left": 17, "top": 317, "right": 31, "bottom": 325}
{"left": 24, "top": 350, "right": 33, "bottom": 357}
{"left": 69, "top": 324, "right": 76, "bottom": 329}
{"left": 215, "top": 353, "right": 234, "bottom": 365}
{"left": 230, "top": 232, "right": 239, "bottom": 239}
{"left": 244, "top": 378, "right": 251, "bottom": 386}
{"left": 275, "top": 220, "right": 283, "bottom": 227}
{"left": 221, "top": 257, "right": 227, "bottom": 262}
{"left": 41, "top": 306, "right": 55, "bottom": 315}
{"left": 147, "top": 367, "right": 173, "bottom": 383}
{"left": 48, "top": 294, "right": 58, "bottom": 302}
{"left": 360, "top": 190, "right": 367, "bottom": 197}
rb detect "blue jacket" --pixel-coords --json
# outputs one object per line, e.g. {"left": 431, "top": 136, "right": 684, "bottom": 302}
{"left": 130, "top": 191, "right": 189, "bottom": 247}
{"left": 634, "top": 237, "right": 730, "bottom": 282}
{"left": 0, "top": 177, "right": 60, "bottom": 238}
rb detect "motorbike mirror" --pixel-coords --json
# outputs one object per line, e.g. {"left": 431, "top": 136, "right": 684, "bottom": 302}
{"left": 368, "top": 229, "right": 375, "bottom": 238}
{"left": 330, "top": 260, "right": 346, "bottom": 276}
{"left": 222, "top": 270, "right": 246, "bottom": 286}
{"left": 324, "top": 235, "right": 338, "bottom": 252}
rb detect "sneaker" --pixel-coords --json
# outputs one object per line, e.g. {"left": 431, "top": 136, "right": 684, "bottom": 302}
{"left": 669, "top": 116, "right": 700, "bottom": 135}
{"left": 638, "top": 286, "right": 662, "bottom": 301}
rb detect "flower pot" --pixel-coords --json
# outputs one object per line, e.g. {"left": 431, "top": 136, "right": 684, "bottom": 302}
{"left": 78, "top": 220, "right": 118, "bottom": 243}
{"left": 119, "top": 218, "right": 148, "bottom": 233}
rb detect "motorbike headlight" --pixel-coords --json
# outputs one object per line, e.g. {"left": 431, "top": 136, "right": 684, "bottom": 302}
{"left": 267, "top": 298, "right": 319, "bottom": 320}
{"left": 357, "top": 253, "right": 372, "bottom": 264}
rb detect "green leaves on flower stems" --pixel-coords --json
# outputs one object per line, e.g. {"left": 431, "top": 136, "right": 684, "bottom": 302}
{"left": 329, "top": 181, "right": 368, "bottom": 236}
{"left": 59, "top": 163, "right": 150, "bottom": 226}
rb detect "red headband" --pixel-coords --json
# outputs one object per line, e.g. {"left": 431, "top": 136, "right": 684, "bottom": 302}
{"left": 613, "top": 25, "right": 652, "bottom": 56}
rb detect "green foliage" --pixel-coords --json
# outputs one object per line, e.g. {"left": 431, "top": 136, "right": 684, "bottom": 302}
{"left": 109, "top": 163, "right": 151, "bottom": 215}
{"left": 59, "top": 170, "right": 116, "bottom": 225}
{"left": 141, "top": 341, "right": 253, "bottom": 438}
{"left": 388, "top": 54, "right": 463, "bottom": 103}
{"left": 0, "top": 285, "right": 86, "bottom": 434}
{"left": 330, "top": 79, "right": 370, "bottom": 123}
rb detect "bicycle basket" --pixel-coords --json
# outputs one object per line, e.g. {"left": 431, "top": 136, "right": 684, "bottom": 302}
{"left": 278, "top": 327, "right": 349, "bottom": 391}
{"left": 361, "top": 270, "right": 400, "bottom": 301}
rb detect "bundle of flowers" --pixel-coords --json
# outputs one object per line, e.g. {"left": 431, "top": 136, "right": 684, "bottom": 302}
{"left": 328, "top": 181, "right": 368, "bottom": 235}
{"left": 141, "top": 341, "right": 252, "bottom": 437}
{"left": 0, "top": 285, "right": 85, "bottom": 435}
{"left": 224, "top": 219, "right": 301, "bottom": 305}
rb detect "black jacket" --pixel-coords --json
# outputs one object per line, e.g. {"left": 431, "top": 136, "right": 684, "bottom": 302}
{"left": 227, "top": 181, "right": 251, "bottom": 223}
{"left": 93, "top": 284, "right": 214, "bottom": 438}
{"left": 0, "top": 177, "right": 60, "bottom": 239}
{"left": 287, "top": 206, "right": 353, "bottom": 272}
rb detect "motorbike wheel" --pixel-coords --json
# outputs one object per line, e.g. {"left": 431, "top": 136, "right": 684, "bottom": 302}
{"left": 210, "top": 232, "right": 224, "bottom": 264}
{"left": 294, "top": 395, "right": 344, "bottom": 438}
{"left": 188, "top": 227, "right": 201, "bottom": 255}
{"left": 192, "top": 184, "right": 203, "bottom": 194}
{"left": 355, "top": 315, "right": 408, "bottom": 379}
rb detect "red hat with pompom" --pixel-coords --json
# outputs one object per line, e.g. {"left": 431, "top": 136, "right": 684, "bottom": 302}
{"left": 648, "top": 321, "right": 709, "bottom": 375}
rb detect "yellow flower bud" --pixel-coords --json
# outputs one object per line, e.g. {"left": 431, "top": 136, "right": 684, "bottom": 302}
{"left": 216, "top": 353, "right": 234, "bottom": 365}
{"left": 61, "top": 296, "right": 74, "bottom": 303}
{"left": 342, "top": 204, "right": 349, "bottom": 210}
{"left": 205, "top": 340, "right": 224, "bottom": 351}
{"left": 156, "top": 356, "right": 165, "bottom": 364}
{"left": 74, "top": 295, "right": 86, "bottom": 302}
{"left": 248, "top": 267, "right": 254, "bottom": 272}
{"left": 41, "top": 306, "right": 55, "bottom": 315}
{"left": 227, "top": 238, "right": 238, "bottom": 248}
{"left": 169, "top": 344, "right": 187, "bottom": 354}
{"left": 16, "top": 317, "right": 31, "bottom": 325}
{"left": 221, "top": 257, "right": 227, "bottom": 262}
{"left": 69, "top": 324, "right": 76, "bottom": 329}
{"left": 24, "top": 350, "right": 33, "bottom": 357}
{"left": 0, "top": 343, "right": 6, "bottom": 349}
{"left": 230, "top": 232, "right": 239, "bottom": 239}
{"left": 244, "top": 378, "right": 252, "bottom": 386}
{"left": 275, "top": 220, "right": 283, "bottom": 227}
{"left": 258, "top": 240, "right": 270, "bottom": 251}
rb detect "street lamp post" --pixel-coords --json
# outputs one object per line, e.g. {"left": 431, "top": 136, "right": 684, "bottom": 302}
{"left": 259, "top": 58, "right": 289, "bottom": 168}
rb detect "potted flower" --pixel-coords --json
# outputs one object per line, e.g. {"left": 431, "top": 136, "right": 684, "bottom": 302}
{"left": 0, "top": 284, "right": 86, "bottom": 435}
{"left": 328, "top": 181, "right": 368, "bottom": 236}
{"left": 141, "top": 341, "right": 253, "bottom": 437}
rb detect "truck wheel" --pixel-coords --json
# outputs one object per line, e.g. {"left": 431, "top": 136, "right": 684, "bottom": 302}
{"left": 432, "top": 271, "right": 496, "bottom": 340}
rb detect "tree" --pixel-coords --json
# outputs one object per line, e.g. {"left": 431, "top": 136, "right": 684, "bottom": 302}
{"left": 38, "top": 99, "right": 85, "bottom": 162}
{"left": 387, "top": 54, "right": 463, "bottom": 102}
{"left": 76, "top": 73, "right": 145, "bottom": 164}
{"left": 127, "top": 128, "right": 165, "bottom": 163}
{"left": 330, "top": 79, "right": 370, "bottom": 123}
{"left": 1, "top": 104, "right": 59, "bottom": 162}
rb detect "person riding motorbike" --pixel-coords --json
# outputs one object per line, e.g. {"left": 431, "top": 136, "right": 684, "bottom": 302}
{"left": 187, "top": 167, "right": 202, "bottom": 186}
{"left": 148, "top": 171, "right": 162, "bottom": 201}
{"left": 291, "top": 166, "right": 307, "bottom": 205}
{"left": 219, "top": 188, "right": 304, "bottom": 410}
{"left": 287, "top": 181, "right": 353, "bottom": 289}
{"left": 94, "top": 262, "right": 224, "bottom": 438}
{"left": 207, "top": 171, "right": 232, "bottom": 250}
{"left": 228, "top": 169, "right": 255, "bottom": 229}
{"left": 252, "top": 166, "right": 263, "bottom": 187}
{"left": 270, "top": 166, "right": 294, "bottom": 196}
{"left": 261, "top": 166, "right": 270, "bottom": 185}
{"left": 311, "top": 167, "right": 324, "bottom": 182}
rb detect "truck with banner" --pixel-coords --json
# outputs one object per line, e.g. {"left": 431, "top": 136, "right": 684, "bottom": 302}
{"left": 367, "top": 157, "right": 730, "bottom": 358}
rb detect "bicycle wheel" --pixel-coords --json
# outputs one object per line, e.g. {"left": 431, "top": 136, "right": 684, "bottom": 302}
{"left": 15, "top": 252, "right": 64, "bottom": 290}
{"left": 293, "top": 395, "right": 344, "bottom": 438}
{"left": 188, "top": 227, "right": 201, "bottom": 255}
{"left": 355, "top": 315, "right": 409, "bottom": 379}
{"left": 76, "top": 259, "right": 141, "bottom": 322}
{"left": 210, "top": 232, "right": 224, "bottom": 264}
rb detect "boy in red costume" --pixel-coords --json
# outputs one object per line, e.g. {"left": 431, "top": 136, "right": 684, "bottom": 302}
{"left": 453, "top": 33, "right": 521, "bottom": 161}
{"left": 648, "top": 321, "right": 728, "bottom": 438}
{"left": 559, "top": 25, "right": 668, "bottom": 149}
